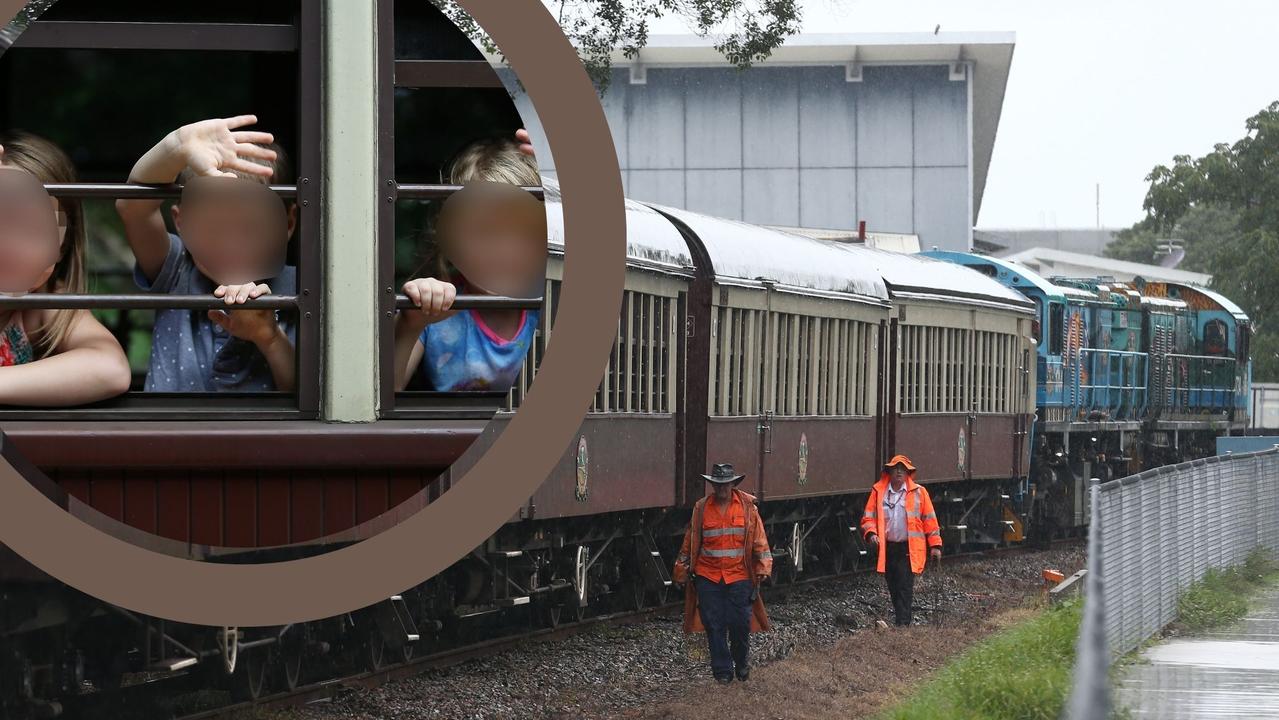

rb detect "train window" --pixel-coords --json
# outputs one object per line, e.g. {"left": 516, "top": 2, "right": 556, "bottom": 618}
{"left": 586, "top": 287, "right": 676, "bottom": 414}
{"left": 1203, "top": 319, "right": 1228, "bottom": 356}
{"left": 709, "top": 303, "right": 873, "bottom": 418}
{"left": 0, "top": 0, "right": 322, "bottom": 419}
{"left": 1049, "top": 303, "right": 1064, "bottom": 356}
{"left": 379, "top": 0, "right": 545, "bottom": 419}
{"left": 897, "top": 323, "right": 1017, "bottom": 415}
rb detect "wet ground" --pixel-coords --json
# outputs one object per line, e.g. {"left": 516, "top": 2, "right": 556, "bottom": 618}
{"left": 1116, "top": 587, "right": 1279, "bottom": 719}
{"left": 265, "top": 543, "right": 1084, "bottom": 720}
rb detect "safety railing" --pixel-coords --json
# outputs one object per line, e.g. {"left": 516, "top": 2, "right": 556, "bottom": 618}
{"left": 1063, "top": 448, "right": 1279, "bottom": 718}
{"left": 1074, "top": 348, "right": 1148, "bottom": 421}
{"left": 1156, "top": 353, "right": 1237, "bottom": 415}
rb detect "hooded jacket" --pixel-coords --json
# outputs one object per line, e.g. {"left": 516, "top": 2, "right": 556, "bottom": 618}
{"left": 859, "top": 455, "right": 943, "bottom": 575}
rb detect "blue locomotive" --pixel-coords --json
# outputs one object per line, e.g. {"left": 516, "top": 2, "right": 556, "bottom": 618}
{"left": 925, "top": 251, "right": 1251, "bottom": 532}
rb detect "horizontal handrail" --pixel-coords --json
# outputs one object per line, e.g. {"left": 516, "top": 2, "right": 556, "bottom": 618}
{"left": 0, "top": 294, "right": 536, "bottom": 311}
{"left": 393, "top": 295, "right": 542, "bottom": 311}
{"left": 1163, "top": 353, "right": 1236, "bottom": 363}
{"left": 41, "top": 183, "right": 547, "bottom": 201}
{"left": 44, "top": 183, "right": 298, "bottom": 199}
{"left": 395, "top": 184, "right": 545, "bottom": 200}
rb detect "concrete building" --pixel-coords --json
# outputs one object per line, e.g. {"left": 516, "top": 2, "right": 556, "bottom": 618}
{"left": 998, "top": 247, "right": 1211, "bottom": 286}
{"left": 501, "top": 32, "right": 1015, "bottom": 252}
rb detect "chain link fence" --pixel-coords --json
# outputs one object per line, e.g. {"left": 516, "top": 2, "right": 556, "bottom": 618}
{"left": 1064, "top": 446, "right": 1279, "bottom": 719}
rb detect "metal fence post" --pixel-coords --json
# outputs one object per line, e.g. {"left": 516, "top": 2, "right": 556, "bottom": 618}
{"left": 1064, "top": 477, "right": 1112, "bottom": 720}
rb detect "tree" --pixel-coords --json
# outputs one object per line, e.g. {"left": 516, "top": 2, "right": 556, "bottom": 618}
{"left": 430, "top": 0, "right": 803, "bottom": 92}
{"left": 1134, "top": 101, "right": 1279, "bottom": 381}
{"left": 1104, "top": 204, "right": 1242, "bottom": 273}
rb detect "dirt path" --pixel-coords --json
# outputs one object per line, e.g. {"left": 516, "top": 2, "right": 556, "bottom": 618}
{"left": 607, "top": 546, "right": 1083, "bottom": 720}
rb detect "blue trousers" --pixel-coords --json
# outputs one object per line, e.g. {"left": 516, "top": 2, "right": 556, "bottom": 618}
{"left": 695, "top": 576, "right": 752, "bottom": 679}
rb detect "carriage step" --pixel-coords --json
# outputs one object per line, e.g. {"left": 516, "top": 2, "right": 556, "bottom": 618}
{"left": 498, "top": 596, "right": 531, "bottom": 607}
{"left": 373, "top": 595, "right": 421, "bottom": 648}
{"left": 490, "top": 550, "right": 524, "bottom": 558}
{"left": 150, "top": 657, "right": 198, "bottom": 672}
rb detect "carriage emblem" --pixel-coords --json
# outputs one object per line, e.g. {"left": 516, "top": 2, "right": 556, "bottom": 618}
{"left": 957, "top": 427, "right": 968, "bottom": 474}
{"left": 575, "top": 436, "right": 589, "bottom": 502}
{"left": 798, "top": 433, "right": 809, "bottom": 486}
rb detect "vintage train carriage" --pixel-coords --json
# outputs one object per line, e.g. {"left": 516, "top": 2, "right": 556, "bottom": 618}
{"left": 838, "top": 246, "right": 1038, "bottom": 547}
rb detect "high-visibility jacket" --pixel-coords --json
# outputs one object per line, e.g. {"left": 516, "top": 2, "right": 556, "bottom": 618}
{"left": 693, "top": 491, "right": 750, "bottom": 584}
{"left": 672, "top": 489, "right": 773, "bottom": 634}
{"left": 860, "top": 465, "right": 942, "bottom": 575}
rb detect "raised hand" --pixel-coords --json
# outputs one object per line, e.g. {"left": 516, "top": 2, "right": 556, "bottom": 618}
{"left": 171, "top": 116, "right": 277, "bottom": 179}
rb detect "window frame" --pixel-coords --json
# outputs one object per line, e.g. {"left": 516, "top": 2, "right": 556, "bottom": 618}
{"left": 375, "top": 0, "right": 545, "bottom": 420}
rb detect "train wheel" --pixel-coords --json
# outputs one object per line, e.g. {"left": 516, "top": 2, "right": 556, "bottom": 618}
{"left": 278, "top": 640, "right": 303, "bottom": 692}
{"left": 364, "top": 629, "right": 386, "bottom": 673}
{"left": 401, "top": 640, "right": 417, "bottom": 664}
{"left": 231, "top": 649, "right": 267, "bottom": 702}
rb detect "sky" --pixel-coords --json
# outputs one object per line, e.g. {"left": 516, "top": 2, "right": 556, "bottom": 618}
{"left": 640, "top": 0, "right": 1279, "bottom": 230}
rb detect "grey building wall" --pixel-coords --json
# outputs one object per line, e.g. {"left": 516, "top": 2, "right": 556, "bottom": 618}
{"left": 508, "top": 63, "right": 974, "bottom": 252}
{"left": 976, "top": 228, "right": 1122, "bottom": 256}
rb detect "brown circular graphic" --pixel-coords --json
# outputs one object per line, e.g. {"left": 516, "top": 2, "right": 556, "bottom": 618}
{"left": 0, "top": 0, "right": 625, "bottom": 627}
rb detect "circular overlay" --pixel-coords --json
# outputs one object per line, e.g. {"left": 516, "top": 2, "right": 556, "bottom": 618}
{"left": 0, "top": 0, "right": 625, "bottom": 627}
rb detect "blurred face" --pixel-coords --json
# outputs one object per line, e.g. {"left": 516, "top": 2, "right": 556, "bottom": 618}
{"left": 174, "top": 176, "right": 289, "bottom": 285}
{"left": 712, "top": 482, "right": 733, "bottom": 502}
{"left": 0, "top": 168, "right": 63, "bottom": 295}
{"left": 437, "top": 182, "right": 546, "bottom": 298}
{"left": 889, "top": 466, "right": 908, "bottom": 485}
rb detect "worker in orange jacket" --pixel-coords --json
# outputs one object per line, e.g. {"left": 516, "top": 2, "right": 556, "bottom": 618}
{"left": 672, "top": 463, "right": 773, "bottom": 684}
{"left": 859, "top": 455, "right": 942, "bottom": 626}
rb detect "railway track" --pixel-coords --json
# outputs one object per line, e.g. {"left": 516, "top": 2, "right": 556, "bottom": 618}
{"left": 130, "top": 539, "right": 1079, "bottom": 720}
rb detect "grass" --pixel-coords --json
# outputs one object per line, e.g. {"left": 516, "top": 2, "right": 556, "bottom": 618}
{"left": 876, "top": 600, "right": 1083, "bottom": 720}
{"left": 1175, "top": 548, "right": 1279, "bottom": 633}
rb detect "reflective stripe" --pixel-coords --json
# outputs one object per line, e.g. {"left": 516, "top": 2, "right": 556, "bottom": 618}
{"left": 758, "top": 551, "right": 773, "bottom": 560}
{"left": 702, "top": 548, "right": 745, "bottom": 558}
{"left": 703, "top": 527, "right": 746, "bottom": 538}
{"left": 926, "top": 530, "right": 941, "bottom": 538}
{"left": 908, "top": 531, "right": 926, "bottom": 539}
{"left": 906, "top": 510, "right": 921, "bottom": 519}
{"left": 922, "top": 513, "right": 937, "bottom": 521}
{"left": 677, "top": 554, "right": 689, "bottom": 563}
{"left": 862, "top": 510, "right": 877, "bottom": 518}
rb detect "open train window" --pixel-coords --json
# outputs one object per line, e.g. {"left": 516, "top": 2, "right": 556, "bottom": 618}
{"left": 1203, "top": 319, "right": 1228, "bottom": 356}
{"left": 377, "top": 0, "right": 545, "bottom": 420}
{"left": 0, "top": 0, "right": 322, "bottom": 419}
{"left": 1048, "top": 302, "right": 1064, "bottom": 356}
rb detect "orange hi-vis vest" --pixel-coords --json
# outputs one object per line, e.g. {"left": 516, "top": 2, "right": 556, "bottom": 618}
{"left": 694, "top": 493, "right": 749, "bottom": 584}
{"left": 673, "top": 488, "right": 774, "bottom": 634}
{"left": 860, "top": 464, "right": 942, "bottom": 575}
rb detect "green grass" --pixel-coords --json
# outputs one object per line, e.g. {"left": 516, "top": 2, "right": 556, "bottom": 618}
{"left": 877, "top": 600, "right": 1083, "bottom": 720}
{"left": 1175, "top": 548, "right": 1279, "bottom": 633}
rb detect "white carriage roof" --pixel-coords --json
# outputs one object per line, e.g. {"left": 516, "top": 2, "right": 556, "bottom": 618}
{"left": 827, "top": 243, "right": 1035, "bottom": 312}
{"left": 541, "top": 177, "right": 695, "bottom": 275}
{"left": 643, "top": 203, "right": 890, "bottom": 303}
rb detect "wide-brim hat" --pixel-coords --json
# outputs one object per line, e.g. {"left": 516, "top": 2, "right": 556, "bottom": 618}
{"left": 702, "top": 463, "right": 745, "bottom": 485}
{"left": 883, "top": 454, "right": 916, "bottom": 471}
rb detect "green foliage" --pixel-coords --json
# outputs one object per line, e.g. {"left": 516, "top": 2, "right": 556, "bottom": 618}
{"left": 879, "top": 602, "right": 1086, "bottom": 720}
{"left": 1176, "top": 548, "right": 1279, "bottom": 633}
{"left": 429, "top": 0, "right": 803, "bottom": 92}
{"left": 1128, "top": 101, "right": 1279, "bottom": 381}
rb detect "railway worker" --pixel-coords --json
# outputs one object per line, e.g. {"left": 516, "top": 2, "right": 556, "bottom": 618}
{"left": 672, "top": 463, "right": 773, "bottom": 684}
{"left": 860, "top": 455, "right": 943, "bottom": 627}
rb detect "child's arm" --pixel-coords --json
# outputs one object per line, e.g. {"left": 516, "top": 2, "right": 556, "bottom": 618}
{"left": 116, "top": 116, "right": 277, "bottom": 283}
{"left": 393, "top": 278, "right": 457, "bottom": 391}
{"left": 207, "top": 283, "right": 296, "bottom": 392}
{"left": 0, "top": 311, "right": 131, "bottom": 406}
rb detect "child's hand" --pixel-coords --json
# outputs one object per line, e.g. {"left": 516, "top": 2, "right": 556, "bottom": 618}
{"left": 402, "top": 278, "right": 457, "bottom": 326}
{"left": 515, "top": 129, "right": 535, "bottom": 158}
{"left": 208, "top": 282, "right": 283, "bottom": 348}
{"left": 170, "top": 116, "right": 277, "bottom": 179}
